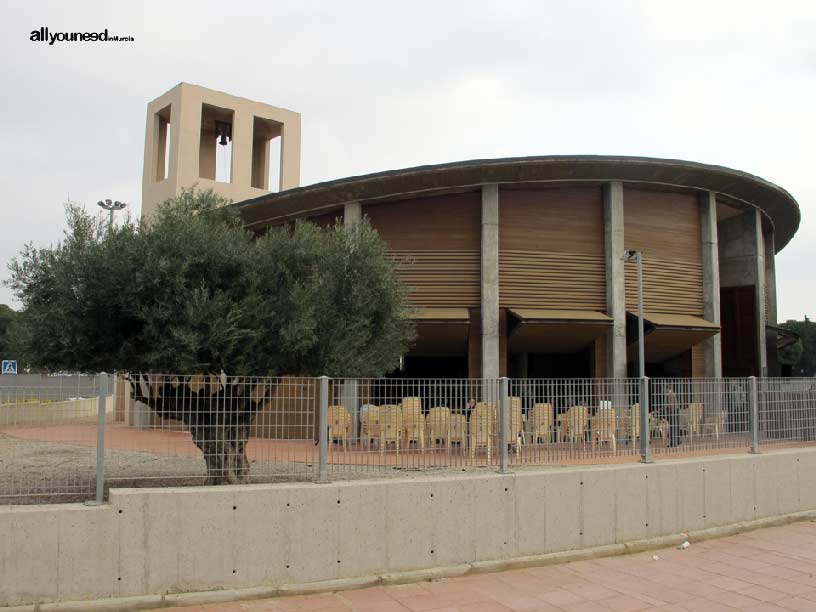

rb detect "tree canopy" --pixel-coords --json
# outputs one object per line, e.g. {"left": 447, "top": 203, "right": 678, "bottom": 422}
{"left": 7, "top": 189, "right": 414, "bottom": 377}
{"left": 0, "top": 303, "right": 17, "bottom": 358}
{"left": 7, "top": 189, "right": 414, "bottom": 483}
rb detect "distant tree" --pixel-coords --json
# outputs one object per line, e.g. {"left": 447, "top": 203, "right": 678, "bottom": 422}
{"left": 7, "top": 189, "right": 414, "bottom": 482}
{"left": 779, "top": 337, "right": 803, "bottom": 368}
{"left": 0, "top": 303, "right": 16, "bottom": 357}
{"left": 782, "top": 317, "right": 816, "bottom": 376}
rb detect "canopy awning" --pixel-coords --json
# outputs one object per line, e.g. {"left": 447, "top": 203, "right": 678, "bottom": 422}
{"left": 409, "top": 308, "right": 470, "bottom": 321}
{"left": 626, "top": 312, "right": 720, "bottom": 362}
{"left": 508, "top": 309, "right": 612, "bottom": 354}
{"left": 767, "top": 324, "right": 800, "bottom": 352}
{"left": 407, "top": 308, "right": 470, "bottom": 356}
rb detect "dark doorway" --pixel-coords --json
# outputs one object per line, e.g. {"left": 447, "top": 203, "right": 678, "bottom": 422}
{"left": 526, "top": 347, "right": 592, "bottom": 378}
{"left": 635, "top": 350, "right": 692, "bottom": 378}
{"left": 390, "top": 355, "right": 468, "bottom": 379}
{"left": 721, "top": 286, "right": 759, "bottom": 376}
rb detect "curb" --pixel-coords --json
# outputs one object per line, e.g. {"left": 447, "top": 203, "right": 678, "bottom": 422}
{"left": 6, "top": 510, "right": 816, "bottom": 612}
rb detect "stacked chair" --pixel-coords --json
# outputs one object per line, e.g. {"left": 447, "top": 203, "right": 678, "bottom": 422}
{"left": 505, "top": 397, "right": 524, "bottom": 455}
{"left": 590, "top": 405, "right": 617, "bottom": 453}
{"left": 426, "top": 406, "right": 452, "bottom": 450}
{"left": 359, "top": 405, "right": 381, "bottom": 450}
{"left": 401, "top": 397, "right": 425, "bottom": 451}
{"left": 559, "top": 405, "right": 589, "bottom": 444}
{"left": 528, "top": 402, "right": 554, "bottom": 444}
{"left": 469, "top": 402, "right": 496, "bottom": 460}
{"left": 449, "top": 411, "right": 468, "bottom": 451}
{"left": 379, "top": 404, "right": 402, "bottom": 454}
{"left": 327, "top": 405, "right": 351, "bottom": 449}
{"left": 679, "top": 402, "right": 704, "bottom": 443}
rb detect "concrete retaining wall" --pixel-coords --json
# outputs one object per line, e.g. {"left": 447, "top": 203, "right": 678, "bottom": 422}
{"left": 0, "top": 396, "right": 113, "bottom": 426}
{"left": 2, "top": 447, "right": 816, "bottom": 608}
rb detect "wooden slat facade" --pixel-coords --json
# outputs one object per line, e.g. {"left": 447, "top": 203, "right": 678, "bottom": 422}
{"left": 306, "top": 209, "right": 343, "bottom": 229}
{"left": 623, "top": 188, "right": 703, "bottom": 316}
{"left": 691, "top": 343, "right": 705, "bottom": 379}
{"left": 499, "top": 187, "right": 605, "bottom": 311}
{"left": 365, "top": 192, "right": 481, "bottom": 308}
{"left": 391, "top": 250, "right": 480, "bottom": 307}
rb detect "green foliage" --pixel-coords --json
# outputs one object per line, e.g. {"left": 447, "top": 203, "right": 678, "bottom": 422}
{"left": 779, "top": 337, "right": 803, "bottom": 367}
{"left": 7, "top": 189, "right": 414, "bottom": 376}
{"left": 0, "top": 303, "right": 16, "bottom": 357}
{"left": 782, "top": 316, "right": 816, "bottom": 376}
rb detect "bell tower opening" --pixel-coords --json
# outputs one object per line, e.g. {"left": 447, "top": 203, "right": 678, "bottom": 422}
{"left": 199, "top": 103, "right": 234, "bottom": 183}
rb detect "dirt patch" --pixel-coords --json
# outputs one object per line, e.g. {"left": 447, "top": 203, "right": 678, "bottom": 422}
{"left": 0, "top": 433, "right": 479, "bottom": 505}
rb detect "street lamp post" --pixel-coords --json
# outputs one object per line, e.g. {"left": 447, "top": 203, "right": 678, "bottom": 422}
{"left": 624, "top": 250, "right": 645, "bottom": 378}
{"left": 624, "top": 249, "right": 650, "bottom": 462}
{"left": 97, "top": 199, "right": 127, "bottom": 231}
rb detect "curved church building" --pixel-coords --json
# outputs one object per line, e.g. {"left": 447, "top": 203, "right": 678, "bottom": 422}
{"left": 142, "top": 84, "right": 800, "bottom": 380}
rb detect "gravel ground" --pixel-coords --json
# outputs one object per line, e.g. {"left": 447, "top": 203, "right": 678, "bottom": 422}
{"left": 0, "top": 433, "right": 486, "bottom": 505}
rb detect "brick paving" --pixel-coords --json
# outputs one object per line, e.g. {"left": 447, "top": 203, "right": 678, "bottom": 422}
{"left": 151, "top": 520, "right": 816, "bottom": 612}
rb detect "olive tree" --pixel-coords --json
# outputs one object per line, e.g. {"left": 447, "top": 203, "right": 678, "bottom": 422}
{"left": 7, "top": 189, "right": 414, "bottom": 482}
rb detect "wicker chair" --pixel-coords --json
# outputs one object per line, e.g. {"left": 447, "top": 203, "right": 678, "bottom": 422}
{"left": 701, "top": 409, "right": 728, "bottom": 440}
{"left": 620, "top": 403, "right": 641, "bottom": 443}
{"left": 449, "top": 412, "right": 468, "bottom": 451}
{"left": 469, "top": 402, "right": 496, "bottom": 459}
{"left": 559, "top": 405, "right": 589, "bottom": 444}
{"left": 591, "top": 407, "right": 617, "bottom": 453}
{"left": 379, "top": 404, "right": 401, "bottom": 454}
{"left": 360, "top": 405, "right": 381, "bottom": 450}
{"left": 401, "top": 397, "right": 425, "bottom": 451}
{"left": 426, "top": 406, "right": 452, "bottom": 450}
{"left": 504, "top": 397, "right": 524, "bottom": 454}
{"left": 528, "top": 403, "right": 554, "bottom": 444}
{"left": 327, "top": 405, "right": 350, "bottom": 449}
{"left": 650, "top": 411, "right": 669, "bottom": 440}
{"left": 680, "top": 402, "right": 704, "bottom": 442}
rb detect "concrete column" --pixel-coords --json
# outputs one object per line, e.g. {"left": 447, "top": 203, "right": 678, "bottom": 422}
{"left": 603, "top": 182, "right": 627, "bottom": 379}
{"left": 344, "top": 201, "right": 361, "bottom": 227}
{"left": 754, "top": 210, "right": 768, "bottom": 376}
{"left": 700, "top": 192, "right": 723, "bottom": 378}
{"left": 764, "top": 231, "right": 780, "bottom": 376}
{"left": 231, "top": 110, "right": 254, "bottom": 189}
{"left": 280, "top": 114, "right": 302, "bottom": 191}
{"left": 341, "top": 379, "right": 359, "bottom": 439}
{"left": 718, "top": 207, "right": 768, "bottom": 377}
{"left": 174, "top": 87, "right": 203, "bottom": 189}
{"left": 481, "top": 184, "right": 500, "bottom": 380}
{"left": 764, "top": 232, "right": 777, "bottom": 326}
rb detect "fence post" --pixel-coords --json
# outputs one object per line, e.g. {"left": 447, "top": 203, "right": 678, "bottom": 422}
{"left": 499, "top": 377, "right": 509, "bottom": 474}
{"left": 318, "top": 376, "right": 329, "bottom": 483}
{"left": 749, "top": 376, "right": 760, "bottom": 454}
{"left": 640, "top": 376, "right": 651, "bottom": 463}
{"left": 92, "top": 372, "right": 108, "bottom": 504}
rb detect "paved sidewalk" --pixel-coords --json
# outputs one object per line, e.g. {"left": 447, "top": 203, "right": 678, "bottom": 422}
{"left": 155, "top": 521, "right": 816, "bottom": 612}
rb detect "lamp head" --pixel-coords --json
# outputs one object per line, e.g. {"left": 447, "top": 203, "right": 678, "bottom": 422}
{"left": 97, "top": 199, "right": 127, "bottom": 211}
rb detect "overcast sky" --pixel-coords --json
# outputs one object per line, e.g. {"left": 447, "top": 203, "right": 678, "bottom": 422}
{"left": 2, "top": 1, "right": 814, "bottom": 320}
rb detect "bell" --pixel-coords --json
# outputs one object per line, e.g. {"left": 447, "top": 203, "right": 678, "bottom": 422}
{"left": 215, "top": 120, "right": 232, "bottom": 146}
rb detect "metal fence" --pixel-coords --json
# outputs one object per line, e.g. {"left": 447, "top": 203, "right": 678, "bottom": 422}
{"left": 1, "top": 373, "right": 815, "bottom": 505}
{"left": 0, "top": 374, "right": 107, "bottom": 504}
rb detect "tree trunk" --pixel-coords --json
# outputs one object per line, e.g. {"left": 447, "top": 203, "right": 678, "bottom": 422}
{"left": 128, "top": 374, "right": 269, "bottom": 485}
{"left": 192, "top": 422, "right": 251, "bottom": 485}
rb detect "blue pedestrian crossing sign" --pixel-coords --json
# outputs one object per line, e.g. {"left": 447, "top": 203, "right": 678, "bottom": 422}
{"left": 1, "top": 360, "right": 17, "bottom": 375}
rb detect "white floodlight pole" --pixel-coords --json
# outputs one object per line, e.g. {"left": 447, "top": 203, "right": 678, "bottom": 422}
{"left": 97, "top": 199, "right": 127, "bottom": 232}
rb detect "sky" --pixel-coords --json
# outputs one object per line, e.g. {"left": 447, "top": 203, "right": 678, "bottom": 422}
{"left": 1, "top": 0, "right": 814, "bottom": 321}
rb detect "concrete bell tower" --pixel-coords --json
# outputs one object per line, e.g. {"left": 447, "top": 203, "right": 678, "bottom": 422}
{"left": 141, "top": 83, "right": 301, "bottom": 218}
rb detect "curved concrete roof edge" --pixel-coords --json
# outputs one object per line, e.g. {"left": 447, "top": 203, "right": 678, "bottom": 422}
{"left": 234, "top": 155, "right": 801, "bottom": 252}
